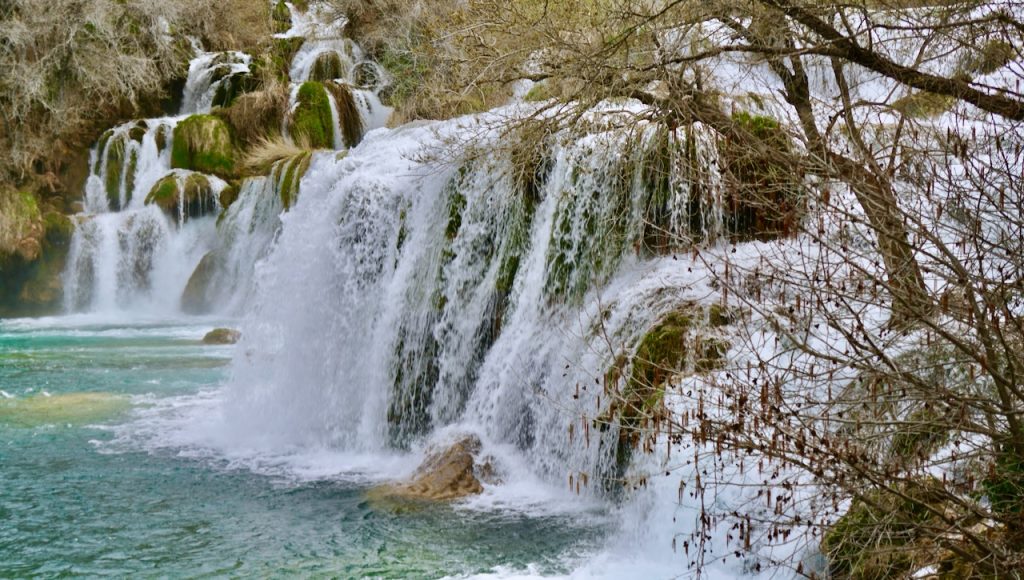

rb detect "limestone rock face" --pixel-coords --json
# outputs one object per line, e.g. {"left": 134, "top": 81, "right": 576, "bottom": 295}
{"left": 369, "top": 435, "right": 494, "bottom": 503}
{"left": 202, "top": 328, "right": 241, "bottom": 344}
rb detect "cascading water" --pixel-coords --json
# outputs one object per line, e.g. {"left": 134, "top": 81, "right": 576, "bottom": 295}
{"left": 62, "top": 1, "right": 388, "bottom": 317}
{"left": 206, "top": 108, "right": 759, "bottom": 576}
{"left": 55, "top": 2, "right": 767, "bottom": 575}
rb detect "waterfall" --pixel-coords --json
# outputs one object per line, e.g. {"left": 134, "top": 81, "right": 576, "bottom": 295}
{"left": 219, "top": 112, "right": 731, "bottom": 480}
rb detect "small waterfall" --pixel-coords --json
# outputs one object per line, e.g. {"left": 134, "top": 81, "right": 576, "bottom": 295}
{"left": 180, "top": 51, "right": 252, "bottom": 115}
{"left": 63, "top": 48, "right": 238, "bottom": 316}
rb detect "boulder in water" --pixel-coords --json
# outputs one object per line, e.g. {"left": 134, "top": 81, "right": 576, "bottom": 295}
{"left": 182, "top": 252, "right": 217, "bottom": 314}
{"left": 368, "top": 434, "right": 496, "bottom": 504}
{"left": 203, "top": 328, "right": 241, "bottom": 344}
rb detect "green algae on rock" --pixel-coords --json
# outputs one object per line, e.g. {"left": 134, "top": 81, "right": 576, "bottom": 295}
{"left": 290, "top": 82, "right": 335, "bottom": 149}
{"left": 172, "top": 114, "right": 238, "bottom": 178}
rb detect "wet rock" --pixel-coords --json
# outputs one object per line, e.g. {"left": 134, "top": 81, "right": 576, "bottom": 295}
{"left": 368, "top": 434, "right": 495, "bottom": 503}
{"left": 203, "top": 328, "right": 241, "bottom": 345}
{"left": 182, "top": 252, "right": 217, "bottom": 314}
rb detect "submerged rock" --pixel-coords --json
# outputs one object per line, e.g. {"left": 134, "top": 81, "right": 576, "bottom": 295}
{"left": 0, "top": 392, "right": 130, "bottom": 427}
{"left": 368, "top": 435, "right": 496, "bottom": 503}
{"left": 203, "top": 328, "right": 241, "bottom": 344}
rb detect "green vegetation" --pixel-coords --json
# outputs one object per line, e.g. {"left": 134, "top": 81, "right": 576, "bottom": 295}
{"left": 172, "top": 115, "right": 238, "bottom": 178}
{"left": 291, "top": 82, "right": 335, "bottom": 149}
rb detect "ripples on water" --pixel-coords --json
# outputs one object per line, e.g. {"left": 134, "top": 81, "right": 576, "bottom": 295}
{"left": 0, "top": 317, "right": 608, "bottom": 578}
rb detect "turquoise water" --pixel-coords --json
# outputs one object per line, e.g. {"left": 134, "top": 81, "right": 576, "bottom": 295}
{"left": 0, "top": 317, "right": 608, "bottom": 578}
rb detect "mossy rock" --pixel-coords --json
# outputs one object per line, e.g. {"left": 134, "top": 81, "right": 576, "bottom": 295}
{"left": 0, "top": 190, "right": 67, "bottom": 317}
{"left": 269, "top": 37, "right": 305, "bottom": 80}
{"left": 893, "top": 91, "right": 955, "bottom": 118}
{"left": 822, "top": 480, "right": 951, "bottom": 580}
{"left": 694, "top": 336, "right": 729, "bottom": 373}
{"left": 290, "top": 82, "right": 335, "bottom": 149}
{"left": 42, "top": 211, "right": 74, "bottom": 248}
{"left": 202, "top": 328, "right": 241, "bottom": 345}
{"left": 272, "top": 152, "right": 313, "bottom": 210}
{"left": 127, "top": 121, "right": 148, "bottom": 143}
{"left": 104, "top": 137, "right": 126, "bottom": 210}
{"left": 718, "top": 111, "right": 804, "bottom": 240}
{"left": 218, "top": 183, "right": 240, "bottom": 209}
{"left": 171, "top": 114, "right": 237, "bottom": 178}
{"left": 145, "top": 173, "right": 220, "bottom": 222}
{"left": 890, "top": 406, "right": 950, "bottom": 461}
{"left": 310, "top": 51, "right": 345, "bottom": 82}
{"left": 272, "top": 0, "right": 291, "bottom": 33}
{"left": 94, "top": 129, "right": 114, "bottom": 173}
{"left": 155, "top": 124, "right": 170, "bottom": 154}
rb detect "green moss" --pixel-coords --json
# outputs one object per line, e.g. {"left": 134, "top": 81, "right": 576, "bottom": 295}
{"left": 0, "top": 190, "right": 63, "bottom": 316}
{"left": 94, "top": 129, "right": 114, "bottom": 173}
{"left": 171, "top": 114, "right": 237, "bottom": 177}
{"left": 273, "top": 152, "right": 313, "bottom": 210}
{"left": 146, "top": 174, "right": 179, "bottom": 208}
{"left": 708, "top": 303, "right": 733, "bottom": 327}
{"left": 218, "top": 183, "right": 240, "bottom": 209}
{"left": 524, "top": 82, "right": 553, "bottom": 102}
{"left": 145, "top": 173, "right": 217, "bottom": 222}
{"left": 42, "top": 211, "right": 73, "bottom": 248}
{"left": 272, "top": 1, "right": 292, "bottom": 33}
{"left": 378, "top": 47, "right": 429, "bottom": 110}
{"left": 291, "top": 82, "right": 335, "bottom": 149}
{"left": 694, "top": 336, "right": 729, "bottom": 373}
{"left": 270, "top": 37, "right": 305, "bottom": 80}
{"left": 445, "top": 191, "right": 466, "bottom": 240}
{"left": 721, "top": 111, "right": 802, "bottom": 240}
{"left": 983, "top": 450, "right": 1024, "bottom": 515}
{"left": 128, "top": 122, "right": 147, "bottom": 143}
{"left": 310, "top": 51, "right": 344, "bottom": 82}
{"left": 124, "top": 149, "right": 138, "bottom": 207}
{"left": 104, "top": 138, "right": 125, "bottom": 210}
